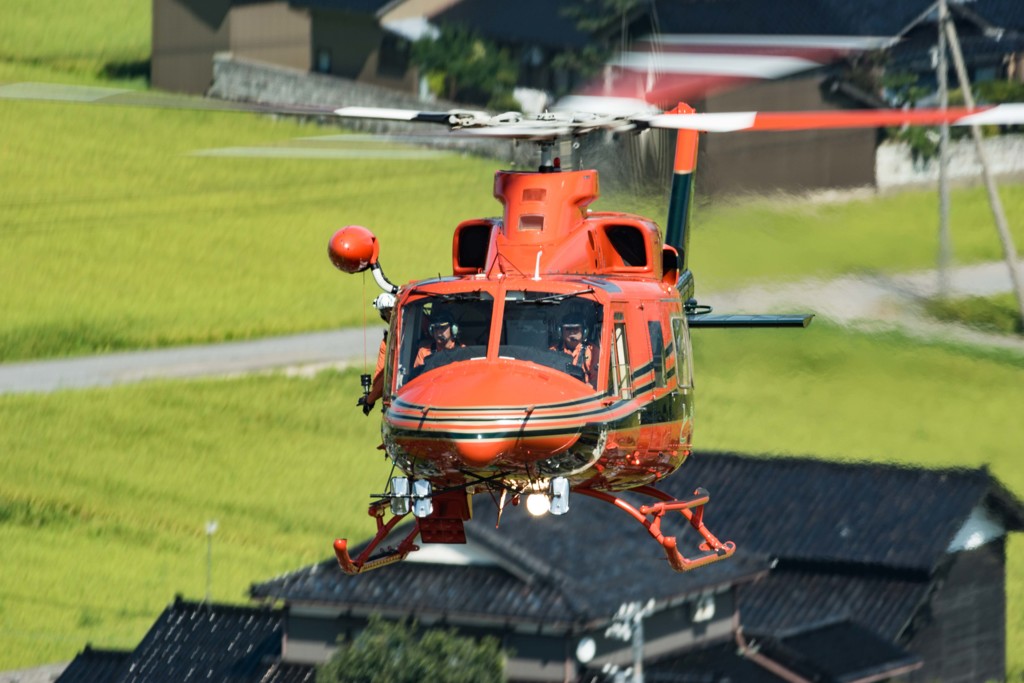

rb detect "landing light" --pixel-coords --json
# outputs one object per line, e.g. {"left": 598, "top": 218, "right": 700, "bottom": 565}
{"left": 526, "top": 493, "right": 551, "bottom": 517}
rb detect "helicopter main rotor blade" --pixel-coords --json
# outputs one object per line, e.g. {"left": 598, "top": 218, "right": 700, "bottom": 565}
{"left": 334, "top": 106, "right": 490, "bottom": 127}
{"left": 638, "top": 104, "right": 1024, "bottom": 133}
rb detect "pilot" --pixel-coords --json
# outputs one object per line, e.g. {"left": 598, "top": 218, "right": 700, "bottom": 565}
{"left": 551, "top": 314, "right": 596, "bottom": 386}
{"left": 413, "top": 310, "right": 462, "bottom": 368}
{"left": 357, "top": 292, "right": 395, "bottom": 415}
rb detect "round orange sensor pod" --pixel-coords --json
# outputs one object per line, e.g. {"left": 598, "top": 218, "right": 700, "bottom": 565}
{"left": 328, "top": 225, "right": 380, "bottom": 273}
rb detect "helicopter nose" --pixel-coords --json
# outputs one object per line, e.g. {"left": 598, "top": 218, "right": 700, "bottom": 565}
{"left": 389, "top": 359, "right": 596, "bottom": 468}
{"left": 452, "top": 437, "right": 511, "bottom": 468}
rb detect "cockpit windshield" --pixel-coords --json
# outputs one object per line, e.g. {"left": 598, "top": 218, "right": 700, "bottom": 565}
{"left": 395, "top": 291, "right": 493, "bottom": 388}
{"left": 392, "top": 288, "right": 602, "bottom": 390}
{"left": 499, "top": 290, "right": 603, "bottom": 387}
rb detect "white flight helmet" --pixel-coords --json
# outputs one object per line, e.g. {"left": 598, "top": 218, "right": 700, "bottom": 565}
{"left": 373, "top": 292, "right": 396, "bottom": 321}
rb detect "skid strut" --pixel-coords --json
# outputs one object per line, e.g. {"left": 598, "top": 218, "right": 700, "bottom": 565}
{"left": 334, "top": 489, "right": 471, "bottom": 575}
{"left": 576, "top": 485, "right": 735, "bottom": 571}
{"left": 333, "top": 500, "right": 421, "bottom": 575}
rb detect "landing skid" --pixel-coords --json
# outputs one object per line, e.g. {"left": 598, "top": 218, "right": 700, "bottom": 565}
{"left": 576, "top": 485, "right": 735, "bottom": 571}
{"left": 334, "top": 485, "right": 733, "bottom": 575}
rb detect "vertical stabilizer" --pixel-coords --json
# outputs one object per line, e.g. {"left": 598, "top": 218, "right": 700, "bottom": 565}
{"left": 664, "top": 103, "right": 699, "bottom": 271}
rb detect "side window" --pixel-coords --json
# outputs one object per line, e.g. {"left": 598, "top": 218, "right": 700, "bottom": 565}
{"left": 608, "top": 321, "right": 632, "bottom": 399}
{"left": 671, "top": 317, "right": 693, "bottom": 389}
{"left": 648, "top": 321, "right": 665, "bottom": 388}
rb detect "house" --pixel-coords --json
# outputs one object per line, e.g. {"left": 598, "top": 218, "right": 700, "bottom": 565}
{"left": 151, "top": 0, "right": 457, "bottom": 96}
{"left": 152, "top": 0, "right": 1024, "bottom": 194}
{"left": 58, "top": 452, "right": 1024, "bottom": 682}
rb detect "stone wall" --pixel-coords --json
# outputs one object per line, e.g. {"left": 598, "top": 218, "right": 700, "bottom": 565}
{"left": 208, "top": 53, "right": 518, "bottom": 160}
{"left": 877, "top": 134, "right": 1024, "bottom": 189}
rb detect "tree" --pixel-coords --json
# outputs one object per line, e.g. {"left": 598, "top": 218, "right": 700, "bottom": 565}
{"left": 316, "top": 614, "right": 506, "bottom": 683}
{"left": 412, "top": 25, "right": 518, "bottom": 109}
{"left": 553, "top": 0, "right": 647, "bottom": 87}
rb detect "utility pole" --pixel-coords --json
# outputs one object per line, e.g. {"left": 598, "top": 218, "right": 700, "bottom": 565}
{"left": 604, "top": 599, "right": 655, "bottom": 683}
{"left": 936, "top": 0, "right": 952, "bottom": 298}
{"left": 943, "top": 13, "right": 1024, "bottom": 329}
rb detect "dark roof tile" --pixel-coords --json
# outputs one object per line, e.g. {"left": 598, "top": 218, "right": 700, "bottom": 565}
{"left": 739, "top": 567, "right": 930, "bottom": 640}
{"left": 287, "top": 0, "right": 393, "bottom": 13}
{"left": 57, "top": 647, "right": 130, "bottom": 683}
{"left": 674, "top": 452, "right": 1021, "bottom": 570}
{"left": 253, "top": 559, "right": 582, "bottom": 626}
{"left": 255, "top": 661, "right": 316, "bottom": 683}
{"left": 652, "top": 0, "right": 925, "bottom": 37}
{"left": 644, "top": 637, "right": 788, "bottom": 682}
{"left": 754, "top": 619, "right": 922, "bottom": 682}
{"left": 435, "top": 0, "right": 596, "bottom": 49}
{"left": 117, "top": 598, "right": 284, "bottom": 682}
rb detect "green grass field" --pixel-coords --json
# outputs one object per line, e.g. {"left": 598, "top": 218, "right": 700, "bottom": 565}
{"left": 0, "top": 369, "right": 391, "bottom": 666}
{"left": 925, "top": 291, "right": 1024, "bottom": 334}
{"left": 0, "top": 1, "right": 149, "bottom": 83}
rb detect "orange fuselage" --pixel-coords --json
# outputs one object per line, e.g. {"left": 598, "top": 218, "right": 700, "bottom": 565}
{"left": 377, "top": 169, "right": 695, "bottom": 493}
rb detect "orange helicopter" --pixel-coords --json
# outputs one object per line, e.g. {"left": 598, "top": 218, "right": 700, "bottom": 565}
{"left": 326, "top": 100, "right": 1024, "bottom": 574}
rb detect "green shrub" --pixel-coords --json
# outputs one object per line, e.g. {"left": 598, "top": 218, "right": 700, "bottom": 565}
{"left": 924, "top": 293, "right": 1023, "bottom": 334}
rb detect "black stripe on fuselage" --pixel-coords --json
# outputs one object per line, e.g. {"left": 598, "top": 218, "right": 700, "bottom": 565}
{"left": 631, "top": 362, "right": 654, "bottom": 381}
{"left": 392, "top": 392, "right": 602, "bottom": 413}
{"left": 389, "top": 402, "right": 618, "bottom": 425}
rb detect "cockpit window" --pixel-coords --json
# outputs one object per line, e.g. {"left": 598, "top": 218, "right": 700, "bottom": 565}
{"left": 395, "top": 291, "right": 493, "bottom": 387}
{"left": 499, "top": 290, "right": 603, "bottom": 387}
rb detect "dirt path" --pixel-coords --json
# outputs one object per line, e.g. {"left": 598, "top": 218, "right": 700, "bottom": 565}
{"left": 706, "top": 260, "right": 1024, "bottom": 353}
{"left": 0, "top": 327, "right": 384, "bottom": 395}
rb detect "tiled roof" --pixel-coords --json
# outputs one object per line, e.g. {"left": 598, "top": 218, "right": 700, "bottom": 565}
{"left": 644, "top": 620, "right": 921, "bottom": 683}
{"left": 751, "top": 619, "right": 922, "bottom": 682}
{"left": 739, "top": 566, "right": 930, "bottom": 640}
{"left": 955, "top": 0, "right": 1024, "bottom": 30}
{"left": 56, "top": 647, "right": 130, "bottom": 683}
{"left": 120, "top": 598, "right": 283, "bottom": 682}
{"left": 287, "top": 0, "right": 394, "bottom": 13}
{"left": 252, "top": 559, "right": 585, "bottom": 627}
{"left": 434, "top": 0, "right": 593, "bottom": 49}
{"left": 255, "top": 662, "right": 316, "bottom": 683}
{"left": 643, "top": 637, "right": 787, "bottom": 682}
{"left": 432, "top": 0, "right": 1023, "bottom": 49}
{"left": 435, "top": 0, "right": 930, "bottom": 43}
{"left": 57, "top": 599, "right": 314, "bottom": 683}
{"left": 675, "top": 452, "right": 1024, "bottom": 571}
{"left": 654, "top": 0, "right": 1023, "bottom": 36}
{"left": 465, "top": 492, "right": 772, "bottom": 615}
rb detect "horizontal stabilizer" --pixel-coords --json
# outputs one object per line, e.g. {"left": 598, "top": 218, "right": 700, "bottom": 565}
{"left": 688, "top": 313, "right": 813, "bottom": 328}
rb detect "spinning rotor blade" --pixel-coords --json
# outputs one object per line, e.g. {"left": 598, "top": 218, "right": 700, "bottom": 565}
{"left": 640, "top": 104, "right": 1024, "bottom": 133}
{"left": 333, "top": 106, "right": 635, "bottom": 140}
{"left": 333, "top": 106, "right": 476, "bottom": 125}
{"left": 332, "top": 102, "right": 1024, "bottom": 140}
